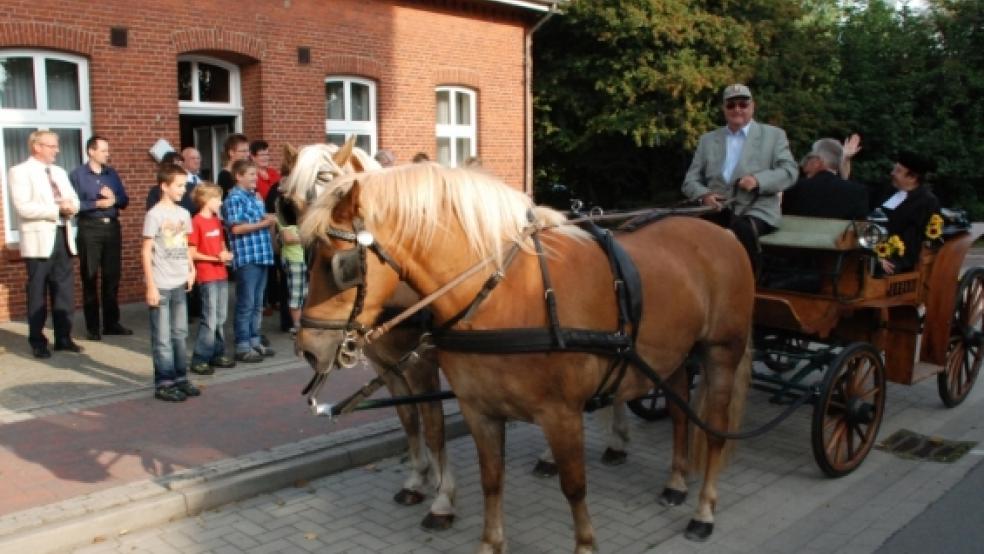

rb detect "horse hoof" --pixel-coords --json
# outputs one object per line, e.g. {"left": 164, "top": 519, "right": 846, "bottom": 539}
{"left": 393, "top": 489, "right": 425, "bottom": 506}
{"left": 684, "top": 519, "right": 713, "bottom": 542}
{"left": 532, "top": 460, "right": 558, "bottom": 478}
{"left": 421, "top": 512, "right": 455, "bottom": 532}
{"left": 658, "top": 487, "right": 687, "bottom": 507}
{"left": 600, "top": 448, "right": 627, "bottom": 466}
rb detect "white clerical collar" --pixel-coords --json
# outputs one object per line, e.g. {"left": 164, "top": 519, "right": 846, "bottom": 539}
{"left": 882, "top": 190, "right": 908, "bottom": 210}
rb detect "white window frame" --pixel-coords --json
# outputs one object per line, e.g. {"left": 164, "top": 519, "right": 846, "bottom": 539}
{"left": 177, "top": 55, "right": 242, "bottom": 127}
{"left": 435, "top": 86, "right": 477, "bottom": 167}
{"left": 1, "top": 50, "right": 91, "bottom": 244}
{"left": 324, "top": 76, "right": 377, "bottom": 155}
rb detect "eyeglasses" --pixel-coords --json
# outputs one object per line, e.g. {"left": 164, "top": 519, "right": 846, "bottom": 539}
{"left": 725, "top": 100, "right": 750, "bottom": 110}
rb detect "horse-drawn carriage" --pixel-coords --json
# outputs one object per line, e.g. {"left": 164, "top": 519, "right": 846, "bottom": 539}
{"left": 751, "top": 213, "right": 982, "bottom": 476}
{"left": 630, "top": 212, "right": 983, "bottom": 476}
{"left": 285, "top": 142, "right": 983, "bottom": 552}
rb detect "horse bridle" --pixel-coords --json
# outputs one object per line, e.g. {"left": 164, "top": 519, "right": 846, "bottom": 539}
{"left": 300, "top": 216, "right": 405, "bottom": 399}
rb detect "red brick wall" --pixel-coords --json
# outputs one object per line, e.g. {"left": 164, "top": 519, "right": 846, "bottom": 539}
{"left": 0, "top": 0, "right": 532, "bottom": 321}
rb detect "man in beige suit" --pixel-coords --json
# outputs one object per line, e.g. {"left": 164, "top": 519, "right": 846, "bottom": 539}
{"left": 682, "top": 84, "right": 798, "bottom": 272}
{"left": 9, "top": 130, "right": 82, "bottom": 358}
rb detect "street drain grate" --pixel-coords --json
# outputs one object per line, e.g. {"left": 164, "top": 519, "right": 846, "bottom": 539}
{"left": 876, "top": 429, "right": 977, "bottom": 463}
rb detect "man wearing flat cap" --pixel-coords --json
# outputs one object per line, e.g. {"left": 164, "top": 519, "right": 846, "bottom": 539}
{"left": 682, "top": 84, "right": 798, "bottom": 272}
{"left": 876, "top": 150, "right": 940, "bottom": 274}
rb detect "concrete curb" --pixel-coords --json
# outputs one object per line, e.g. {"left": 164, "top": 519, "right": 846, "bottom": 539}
{"left": 0, "top": 411, "right": 469, "bottom": 554}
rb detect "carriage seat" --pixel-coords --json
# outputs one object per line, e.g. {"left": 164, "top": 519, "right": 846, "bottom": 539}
{"left": 759, "top": 216, "right": 858, "bottom": 250}
{"left": 759, "top": 216, "right": 861, "bottom": 293}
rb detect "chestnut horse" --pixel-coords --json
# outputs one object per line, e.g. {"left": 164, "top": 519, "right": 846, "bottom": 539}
{"left": 282, "top": 142, "right": 456, "bottom": 529}
{"left": 296, "top": 162, "right": 753, "bottom": 553}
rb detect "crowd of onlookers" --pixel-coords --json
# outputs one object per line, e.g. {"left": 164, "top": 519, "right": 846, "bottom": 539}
{"left": 9, "top": 131, "right": 318, "bottom": 402}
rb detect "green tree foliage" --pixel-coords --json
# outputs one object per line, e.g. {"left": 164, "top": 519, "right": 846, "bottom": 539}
{"left": 533, "top": 0, "right": 984, "bottom": 217}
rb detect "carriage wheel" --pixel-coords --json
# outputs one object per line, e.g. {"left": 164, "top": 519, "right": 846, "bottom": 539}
{"left": 938, "top": 268, "right": 984, "bottom": 407}
{"left": 811, "top": 342, "right": 886, "bottom": 478}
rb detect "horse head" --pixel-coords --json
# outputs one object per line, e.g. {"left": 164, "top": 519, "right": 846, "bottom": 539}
{"left": 296, "top": 177, "right": 405, "bottom": 385}
{"left": 280, "top": 137, "right": 381, "bottom": 215}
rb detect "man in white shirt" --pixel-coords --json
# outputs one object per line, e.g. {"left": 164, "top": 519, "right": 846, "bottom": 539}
{"left": 681, "top": 84, "right": 798, "bottom": 272}
{"left": 9, "top": 130, "right": 82, "bottom": 358}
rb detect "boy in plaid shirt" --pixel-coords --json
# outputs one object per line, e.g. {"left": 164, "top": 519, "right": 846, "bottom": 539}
{"left": 221, "top": 160, "right": 277, "bottom": 362}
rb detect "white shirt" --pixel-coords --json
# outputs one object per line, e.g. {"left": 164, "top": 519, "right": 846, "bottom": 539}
{"left": 882, "top": 190, "right": 908, "bottom": 210}
{"left": 722, "top": 121, "right": 751, "bottom": 184}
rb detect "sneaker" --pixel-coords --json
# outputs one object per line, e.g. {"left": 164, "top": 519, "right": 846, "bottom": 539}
{"left": 176, "top": 382, "right": 201, "bottom": 397}
{"left": 253, "top": 345, "right": 275, "bottom": 357}
{"left": 236, "top": 350, "right": 264, "bottom": 363}
{"left": 190, "top": 361, "right": 214, "bottom": 375}
{"left": 155, "top": 386, "right": 187, "bottom": 402}
{"left": 209, "top": 355, "right": 236, "bottom": 368}
{"left": 259, "top": 334, "right": 271, "bottom": 347}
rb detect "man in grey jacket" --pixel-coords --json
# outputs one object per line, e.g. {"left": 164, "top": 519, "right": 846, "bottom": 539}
{"left": 681, "top": 84, "right": 798, "bottom": 271}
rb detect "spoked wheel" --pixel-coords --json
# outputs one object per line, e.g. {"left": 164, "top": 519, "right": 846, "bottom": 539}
{"left": 938, "top": 267, "right": 984, "bottom": 407}
{"left": 811, "top": 342, "right": 886, "bottom": 477}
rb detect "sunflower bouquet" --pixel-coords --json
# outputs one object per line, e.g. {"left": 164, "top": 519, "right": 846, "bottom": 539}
{"left": 925, "top": 213, "right": 944, "bottom": 240}
{"left": 874, "top": 234, "right": 906, "bottom": 259}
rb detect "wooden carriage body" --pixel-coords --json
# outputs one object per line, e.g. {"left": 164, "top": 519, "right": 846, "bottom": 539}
{"left": 754, "top": 215, "right": 976, "bottom": 385}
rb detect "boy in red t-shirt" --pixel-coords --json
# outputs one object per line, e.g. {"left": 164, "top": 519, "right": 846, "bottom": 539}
{"left": 188, "top": 183, "right": 235, "bottom": 374}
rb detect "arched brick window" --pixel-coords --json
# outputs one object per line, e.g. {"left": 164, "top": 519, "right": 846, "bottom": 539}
{"left": 1, "top": 50, "right": 90, "bottom": 244}
{"left": 325, "top": 76, "right": 377, "bottom": 154}
{"left": 436, "top": 86, "right": 477, "bottom": 167}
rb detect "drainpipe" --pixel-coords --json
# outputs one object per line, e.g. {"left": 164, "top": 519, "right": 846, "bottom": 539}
{"left": 524, "top": 3, "right": 558, "bottom": 196}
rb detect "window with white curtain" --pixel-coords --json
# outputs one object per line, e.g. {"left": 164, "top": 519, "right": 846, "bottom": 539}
{"left": 1, "top": 51, "right": 90, "bottom": 244}
{"left": 325, "top": 77, "right": 376, "bottom": 154}
{"left": 435, "top": 86, "right": 477, "bottom": 167}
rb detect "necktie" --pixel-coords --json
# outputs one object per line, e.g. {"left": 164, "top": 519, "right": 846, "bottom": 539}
{"left": 45, "top": 167, "right": 61, "bottom": 200}
{"left": 46, "top": 167, "right": 65, "bottom": 225}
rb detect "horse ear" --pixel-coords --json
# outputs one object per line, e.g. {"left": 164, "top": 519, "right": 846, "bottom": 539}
{"left": 332, "top": 179, "right": 361, "bottom": 222}
{"left": 349, "top": 150, "right": 366, "bottom": 173}
{"left": 281, "top": 143, "right": 298, "bottom": 173}
{"left": 333, "top": 136, "right": 357, "bottom": 168}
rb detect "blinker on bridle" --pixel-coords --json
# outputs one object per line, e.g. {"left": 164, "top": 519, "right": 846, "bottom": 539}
{"left": 300, "top": 217, "right": 405, "bottom": 400}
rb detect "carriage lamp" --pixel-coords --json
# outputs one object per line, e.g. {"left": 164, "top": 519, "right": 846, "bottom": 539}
{"left": 856, "top": 221, "right": 888, "bottom": 250}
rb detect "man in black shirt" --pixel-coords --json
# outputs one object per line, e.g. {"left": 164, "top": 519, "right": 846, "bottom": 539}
{"left": 783, "top": 137, "right": 868, "bottom": 220}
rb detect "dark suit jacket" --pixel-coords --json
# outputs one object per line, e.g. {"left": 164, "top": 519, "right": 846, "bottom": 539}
{"left": 783, "top": 171, "right": 869, "bottom": 220}
{"left": 881, "top": 185, "right": 940, "bottom": 272}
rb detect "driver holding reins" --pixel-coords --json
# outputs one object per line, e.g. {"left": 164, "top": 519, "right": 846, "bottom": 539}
{"left": 681, "top": 84, "right": 798, "bottom": 273}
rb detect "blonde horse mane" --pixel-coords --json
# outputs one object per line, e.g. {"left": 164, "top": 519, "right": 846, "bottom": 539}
{"left": 299, "top": 162, "right": 587, "bottom": 267}
{"left": 281, "top": 142, "right": 381, "bottom": 209}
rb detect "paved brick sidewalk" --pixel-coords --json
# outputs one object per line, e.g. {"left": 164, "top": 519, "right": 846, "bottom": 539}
{"left": 72, "top": 377, "right": 984, "bottom": 554}
{"left": 0, "top": 302, "right": 434, "bottom": 553}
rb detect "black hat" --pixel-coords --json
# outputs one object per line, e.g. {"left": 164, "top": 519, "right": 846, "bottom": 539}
{"left": 896, "top": 150, "right": 936, "bottom": 176}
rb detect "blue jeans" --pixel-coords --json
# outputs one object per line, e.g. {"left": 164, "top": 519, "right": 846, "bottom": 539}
{"left": 149, "top": 287, "right": 189, "bottom": 387}
{"left": 192, "top": 280, "right": 228, "bottom": 364}
{"left": 233, "top": 263, "right": 268, "bottom": 352}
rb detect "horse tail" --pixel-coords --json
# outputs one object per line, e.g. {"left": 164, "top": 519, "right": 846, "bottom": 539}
{"left": 689, "top": 333, "right": 753, "bottom": 474}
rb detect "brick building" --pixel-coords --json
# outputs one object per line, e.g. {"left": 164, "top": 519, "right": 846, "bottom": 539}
{"left": 0, "top": 0, "right": 558, "bottom": 321}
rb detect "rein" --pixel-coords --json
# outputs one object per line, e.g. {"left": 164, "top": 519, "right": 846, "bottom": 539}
{"left": 302, "top": 201, "right": 798, "bottom": 440}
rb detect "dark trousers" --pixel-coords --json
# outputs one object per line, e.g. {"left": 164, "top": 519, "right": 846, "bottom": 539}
{"left": 77, "top": 218, "right": 122, "bottom": 332}
{"left": 705, "top": 210, "right": 774, "bottom": 275}
{"left": 25, "top": 228, "right": 74, "bottom": 348}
